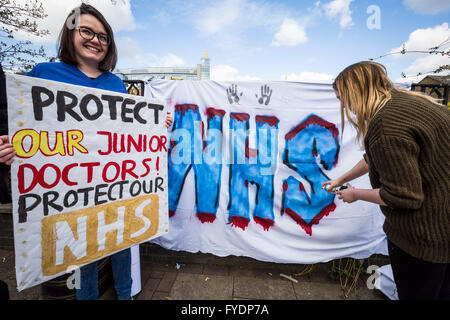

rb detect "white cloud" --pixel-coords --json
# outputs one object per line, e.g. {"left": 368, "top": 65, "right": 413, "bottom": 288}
{"left": 394, "top": 74, "right": 428, "bottom": 85}
{"left": 151, "top": 10, "right": 173, "bottom": 26}
{"left": 404, "top": 54, "right": 449, "bottom": 75}
{"left": 116, "top": 37, "right": 185, "bottom": 68}
{"left": 323, "top": 0, "right": 354, "bottom": 29}
{"left": 403, "top": 0, "right": 450, "bottom": 15}
{"left": 271, "top": 18, "right": 308, "bottom": 47}
{"left": 211, "top": 65, "right": 260, "bottom": 81}
{"left": 391, "top": 23, "right": 450, "bottom": 54}
{"left": 193, "top": 0, "right": 292, "bottom": 48}
{"left": 157, "top": 53, "right": 185, "bottom": 67}
{"left": 116, "top": 37, "right": 141, "bottom": 60}
{"left": 195, "top": 0, "right": 241, "bottom": 36}
{"left": 282, "top": 71, "right": 334, "bottom": 83}
{"left": 180, "top": 0, "right": 326, "bottom": 50}
{"left": 11, "top": 0, "right": 136, "bottom": 43}
{"left": 390, "top": 23, "right": 450, "bottom": 75}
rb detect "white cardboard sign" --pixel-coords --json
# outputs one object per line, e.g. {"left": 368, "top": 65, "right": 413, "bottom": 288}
{"left": 6, "top": 74, "right": 168, "bottom": 291}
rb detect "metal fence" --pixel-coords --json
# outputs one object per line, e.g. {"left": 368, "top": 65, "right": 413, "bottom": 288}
{"left": 411, "top": 83, "right": 449, "bottom": 107}
{"left": 123, "top": 80, "right": 145, "bottom": 96}
{"left": 124, "top": 79, "right": 450, "bottom": 108}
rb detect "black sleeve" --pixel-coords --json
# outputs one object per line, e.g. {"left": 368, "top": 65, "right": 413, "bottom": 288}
{"left": 0, "top": 63, "right": 7, "bottom": 135}
{"left": 0, "top": 63, "right": 12, "bottom": 204}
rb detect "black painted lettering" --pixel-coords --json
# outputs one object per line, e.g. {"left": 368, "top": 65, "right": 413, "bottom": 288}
{"left": 142, "top": 179, "right": 153, "bottom": 193}
{"left": 101, "top": 94, "right": 123, "bottom": 120}
{"left": 108, "top": 180, "right": 129, "bottom": 201}
{"left": 77, "top": 187, "right": 94, "bottom": 206}
{"left": 63, "top": 190, "right": 78, "bottom": 208}
{"left": 147, "top": 103, "right": 164, "bottom": 124}
{"left": 121, "top": 98, "right": 135, "bottom": 123}
{"left": 56, "top": 90, "right": 82, "bottom": 122}
{"left": 32, "top": 86, "right": 54, "bottom": 121}
{"left": 134, "top": 101, "right": 148, "bottom": 124}
{"left": 43, "top": 191, "right": 63, "bottom": 216}
{"left": 18, "top": 194, "right": 41, "bottom": 223}
{"left": 130, "top": 180, "right": 142, "bottom": 197}
{"left": 95, "top": 184, "right": 108, "bottom": 205}
{"left": 80, "top": 94, "right": 103, "bottom": 120}
{"left": 155, "top": 177, "right": 164, "bottom": 192}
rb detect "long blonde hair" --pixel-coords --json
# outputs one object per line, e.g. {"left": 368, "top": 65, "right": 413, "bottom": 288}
{"left": 333, "top": 61, "right": 394, "bottom": 144}
{"left": 333, "top": 61, "right": 441, "bottom": 144}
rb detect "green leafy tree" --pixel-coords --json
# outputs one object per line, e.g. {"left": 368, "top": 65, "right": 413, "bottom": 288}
{"left": 0, "top": 0, "right": 49, "bottom": 71}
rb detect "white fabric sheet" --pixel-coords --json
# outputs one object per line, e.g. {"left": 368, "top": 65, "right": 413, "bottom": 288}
{"left": 145, "top": 80, "right": 388, "bottom": 264}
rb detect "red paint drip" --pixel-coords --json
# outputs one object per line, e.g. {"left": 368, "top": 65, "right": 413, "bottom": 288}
{"left": 245, "top": 138, "right": 258, "bottom": 159}
{"left": 254, "top": 217, "right": 274, "bottom": 231}
{"left": 312, "top": 145, "right": 318, "bottom": 157}
{"left": 197, "top": 212, "right": 216, "bottom": 223}
{"left": 207, "top": 108, "right": 226, "bottom": 121}
{"left": 282, "top": 180, "right": 288, "bottom": 192}
{"left": 285, "top": 115, "right": 339, "bottom": 141}
{"left": 298, "top": 182, "right": 306, "bottom": 192}
{"left": 228, "top": 216, "right": 249, "bottom": 231}
{"left": 198, "top": 120, "right": 208, "bottom": 151}
{"left": 230, "top": 113, "right": 250, "bottom": 122}
{"left": 255, "top": 115, "right": 279, "bottom": 127}
{"left": 169, "top": 209, "right": 175, "bottom": 217}
{"left": 175, "top": 104, "right": 198, "bottom": 116}
{"left": 284, "top": 203, "right": 336, "bottom": 236}
{"left": 334, "top": 152, "right": 339, "bottom": 167}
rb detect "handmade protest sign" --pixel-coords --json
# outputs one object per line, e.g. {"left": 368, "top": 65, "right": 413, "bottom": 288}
{"left": 6, "top": 74, "right": 168, "bottom": 291}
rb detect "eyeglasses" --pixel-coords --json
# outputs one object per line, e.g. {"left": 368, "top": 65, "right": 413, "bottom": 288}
{"left": 76, "top": 26, "right": 110, "bottom": 46}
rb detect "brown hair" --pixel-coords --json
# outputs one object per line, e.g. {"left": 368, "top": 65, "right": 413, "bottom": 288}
{"left": 58, "top": 3, "right": 117, "bottom": 72}
{"left": 333, "top": 61, "right": 439, "bottom": 144}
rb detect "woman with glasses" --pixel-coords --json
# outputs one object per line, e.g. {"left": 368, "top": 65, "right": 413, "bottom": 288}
{"left": 26, "top": 3, "right": 132, "bottom": 301}
{"left": 23, "top": 4, "right": 171, "bottom": 300}
{"left": 28, "top": 4, "right": 122, "bottom": 90}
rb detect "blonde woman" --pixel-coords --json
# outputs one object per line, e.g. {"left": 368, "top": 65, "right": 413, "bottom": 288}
{"left": 323, "top": 61, "right": 449, "bottom": 300}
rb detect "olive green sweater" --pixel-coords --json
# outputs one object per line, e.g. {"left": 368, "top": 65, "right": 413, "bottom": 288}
{"left": 364, "top": 89, "right": 450, "bottom": 263}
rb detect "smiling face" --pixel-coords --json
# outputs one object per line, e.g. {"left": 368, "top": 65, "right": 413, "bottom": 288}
{"left": 73, "top": 14, "right": 109, "bottom": 69}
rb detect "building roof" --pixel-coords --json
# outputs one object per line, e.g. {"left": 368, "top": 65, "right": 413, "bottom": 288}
{"left": 115, "top": 67, "right": 197, "bottom": 74}
{"left": 418, "top": 75, "right": 450, "bottom": 85}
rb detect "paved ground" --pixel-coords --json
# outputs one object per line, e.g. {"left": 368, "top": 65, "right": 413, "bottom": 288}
{"left": 0, "top": 246, "right": 388, "bottom": 300}
{"left": 134, "top": 258, "right": 387, "bottom": 300}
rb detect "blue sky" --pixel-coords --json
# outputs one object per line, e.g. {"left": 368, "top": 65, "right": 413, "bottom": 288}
{"left": 12, "top": 0, "right": 450, "bottom": 83}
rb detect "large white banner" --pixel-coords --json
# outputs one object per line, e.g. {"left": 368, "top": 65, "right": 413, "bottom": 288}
{"left": 7, "top": 74, "right": 169, "bottom": 291}
{"left": 146, "top": 80, "right": 388, "bottom": 264}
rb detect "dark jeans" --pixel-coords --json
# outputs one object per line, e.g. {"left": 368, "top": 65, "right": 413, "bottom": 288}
{"left": 0, "top": 280, "right": 9, "bottom": 300}
{"left": 0, "top": 164, "right": 11, "bottom": 204}
{"left": 76, "top": 248, "right": 132, "bottom": 300}
{"left": 388, "top": 240, "right": 449, "bottom": 300}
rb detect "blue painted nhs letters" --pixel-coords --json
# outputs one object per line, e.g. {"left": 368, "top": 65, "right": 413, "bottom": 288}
{"left": 227, "top": 113, "right": 279, "bottom": 231}
{"left": 168, "top": 104, "right": 225, "bottom": 223}
{"left": 281, "top": 115, "right": 340, "bottom": 235}
{"left": 168, "top": 104, "right": 340, "bottom": 235}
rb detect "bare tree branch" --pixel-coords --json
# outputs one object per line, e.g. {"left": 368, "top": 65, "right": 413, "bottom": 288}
{"left": 0, "top": 0, "right": 49, "bottom": 71}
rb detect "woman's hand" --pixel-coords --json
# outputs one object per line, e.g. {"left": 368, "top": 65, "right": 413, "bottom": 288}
{"left": 336, "top": 184, "right": 358, "bottom": 203}
{"left": 0, "top": 135, "right": 15, "bottom": 165}
{"left": 165, "top": 112, "right": 173, "bottom": 128}
{"left": 322, "top": 178, "right": 345, "bottom": 193}
{"left": 322, "top": 158, "right": 368, "bottom": 194}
